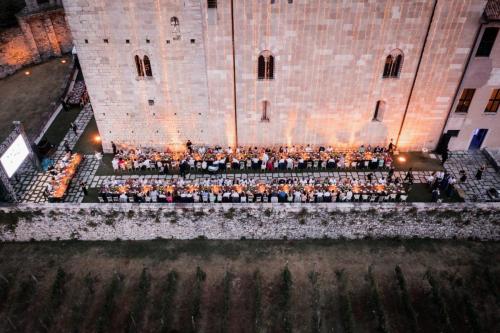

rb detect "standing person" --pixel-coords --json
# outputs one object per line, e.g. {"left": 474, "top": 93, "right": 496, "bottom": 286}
{"left": 111, "top": 141, "right": 117, "bottom": 155}
{"left": 186, "top": 140, "right": 193, "bottom": 154}
{"left": 80, "top": 181, "right": 88, "bottom": 196}
{"left": 459, "top": 170, "right": 467, "bottom": 182}
{"left": 388, "top": 139, "right": 395, "bottom": 154}
{"left": 475, "top": 165, "right": 485, "bottom": 180}
{"left": 431, "top": 188, "right": 440, "bottom": 202}
{"left": 387, "top": 166, "right": 395, "bottom": 181}
{"left": 404, "top": 168, "right": 414, "bottom": 185}
{"left": 60, "top": 97, "right": 69, "bottom": 111}
{"left": 63, "top": 140, "right": 71, "bottom": 153}
{"left": 441, "top": 149, "right": 449, "bottom": 166}
{"left": 70, "top": 122, "right": 78, "bottom": 135}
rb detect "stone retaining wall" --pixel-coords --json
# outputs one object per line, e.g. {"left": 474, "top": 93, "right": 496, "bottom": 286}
{"left": 0, "top": 203, "right": 499, "bottom": 242}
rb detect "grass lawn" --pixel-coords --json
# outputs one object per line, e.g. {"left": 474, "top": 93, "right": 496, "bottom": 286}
{"left": 0, "top": 239, "right": 496, "bottom": 332}
{"left": 0, "top": 55, "right": 72, "bottom": 142}
{"left": 42, "top": 105, "right": 81, "bottom": 149}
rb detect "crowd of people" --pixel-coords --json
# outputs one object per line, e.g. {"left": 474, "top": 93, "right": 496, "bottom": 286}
{"left": 110, "top": 142, "right": 395, "bottom": 175}
{"left": 44, "top": 152, "right": 83, "bottom": 202}
{"left": 98, "top": 174, "right": 409, "bottom": 204}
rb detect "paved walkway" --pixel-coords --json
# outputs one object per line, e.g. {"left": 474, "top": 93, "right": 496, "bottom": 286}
{"left": 12, "top": 104, "right": 98, "bottom": 203}
{"left": 444, "top": 150, "right": 500, "bottom": 202}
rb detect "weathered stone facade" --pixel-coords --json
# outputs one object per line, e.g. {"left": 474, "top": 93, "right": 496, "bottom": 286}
{"left": 0, "top": 203, "right": 498, "bottom": 241}
{"left": 0, "top": 0, "right": 72, "bottom": 78}
{"left": 62, "top": 0, "right": 488, "bottom": 151}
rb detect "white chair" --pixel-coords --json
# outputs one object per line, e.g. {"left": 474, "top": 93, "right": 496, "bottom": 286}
{"left": 98, "top": 196, "right": 105, "bottom": 203}
{"left": 240, "top": 196, "right": 247, "bottom": 203}
{"left": 388, "top": 193, "right": 397, "bottom": 201}
{"left": 369, "top": 195, "right": 377, "bottom": 202}
{"left": 364, "top": 160, "right": 369, "bottom": 168}
{"left": 351, "top": 161, "right": 357, "bottom": 169}
{"left": 145, "top": 196, "right": 152, "bottom": 203}
{"left": 307, "top": 162, "right": 313, "bottom": 169}
{"left": 400, "top": 194, "right": 408, "bottom": 202}
{"left": 353, "top": 194, "right": 361, "bottom": 202}
{"left": 152, "top": 197, "right": 158, "bottom": 203}
{"left": 345, "top": 192, "right": 353, "bottom": 201}
{"left": 320, "top": 161, "right": 327, "bottom": 170}
{"left": 313, "top": 160, "right": 319, "bottom": 169}
{"left": 362, "top": 194, "right": 369, "bottom": 202}
{"left": 113, "top": 196, "right": 120, "bottom": 203}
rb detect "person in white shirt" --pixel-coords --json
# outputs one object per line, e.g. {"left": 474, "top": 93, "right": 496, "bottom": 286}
{"left": 119, "top": 193, "right": 128, "bottom": 203}
{"left": 112, "top": 158, "right": 119, "bottom": 172}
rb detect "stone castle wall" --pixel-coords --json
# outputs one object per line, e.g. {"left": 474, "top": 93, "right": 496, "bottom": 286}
{"left": 62, "top": 0, "right": 486, "bottom": 152}
{"left": 0, "top": 7, "right": 72, "bottom": 79}
{"left": 0, "top": 203, "right": 498, "bottom": 242}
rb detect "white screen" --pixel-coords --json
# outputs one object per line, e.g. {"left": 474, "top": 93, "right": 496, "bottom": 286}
{"left": 1, "top": 135, "right": 30, "bottom": 178}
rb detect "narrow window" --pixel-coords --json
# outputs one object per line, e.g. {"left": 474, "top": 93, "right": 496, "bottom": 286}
{"left": 103, "top": 38, "right": 109, "bottom": 43}
{"left": 476, "top": 27, "right": 499, "bottom": 57}
{"left": 288, "top": 0, "right": 293, "bottom": 3}
{"left": 143, "top": 55, "right": 153, "bottom": 77}
{"left": 207, "top": 0, "right": 217, "bottom": 9}
{"left": 148, "top": 99, "right": 154, "bottom": 106}
{"left": 455, "top": 89, "right": 475, "bottom": 113}
{"left": 485, "top": 88, "right": 500, "bottom": 113}
{"left": 258, "top": 55, "right": 266, "bottom": 79}
{"left": 261, "top": 101, "right": 270, "bottom": 122}
{"left": 84, "top": 39, "right": 88, "bottom": 44}
{"left": 257, "top": 51, "right": 274, "bottom": 80}
{"left": 373, "top": 100, "right": 385, "bottom": 121}
{"left": 146, "top": 39, "right": 150, "bottom": 43}
{"left": 391, "top": 54, "right": 402, "bottom": 77}
{"left": 190, "top": 39, "right": 196, "bottom": 44}
{"left": 126, "top": 39, "right": 130, "bottom": 44}
{"left": 383, "top": 55, "right": 393, "bottom": 78}
{"left": 171, "top": 16, "right": 181, "bottom": 40}
{"left": 135, "top": 55, "right": 144, "bottom": 77}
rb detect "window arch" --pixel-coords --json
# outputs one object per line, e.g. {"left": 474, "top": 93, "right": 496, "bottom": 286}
{"left": 135, "top": 55, "right": 144, "bottom": 77}
{"left": 382, "top": 49, "right": 403, "bottom": 78}
{"left": 258, "top": 51, "right": 274, "bottom": 80}
{"left": 373, "top": 100, "right": 386, "bottom": 121}
{"left": 143, "top": 55, "right": 153, "bottom": 77}
{"left": 171, "top": 16, "right": 181, "bottom": 40}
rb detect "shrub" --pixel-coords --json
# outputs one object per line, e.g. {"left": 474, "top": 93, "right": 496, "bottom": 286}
{"left": 8, "top": 275, "right": 38, "bottom": 331}
{"left": 336, "top": 269, "right": 354, "bottom": 333}
{"left": 394, "top": 265, "right": 418, "bottom": 333}
{"left": 425, "top": 271, "right": 453, "bottom": 333}
{"left": 96, "top": 273, "right": 123, "bottom": 333}
{"left": 367, "top": 266, "right": 388, "bottom": 333}
{"left": 39, "top": 267, "right": 67, "bottom": 332}
{"left": 190, "top": 266, "right": 206, "bottom": 332}
{"left": 70, "top": 273, "right": 97, "bottom": 333}
{"left": 221, "top": 271, "right": 232, "bottom": 333}
{"left": 280, "top": 265, "right": 293, "bottom": 333}
{"left": 309, "top": 271, "right": 321, "bottom": 333}
{"left": 156, "top": 270, "right": 178, "bottom": 333}
{"left": 125, "top": 268, "right": 151, "bottom": 333}
{"left": 253, "top": 271, "right": 262, "bottom": 333}
{"left": 223, "top": 208, "right": 236, "bottom": 219}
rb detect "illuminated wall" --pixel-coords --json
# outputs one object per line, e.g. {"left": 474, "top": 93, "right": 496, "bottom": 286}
{"left": 62, "top": 0, "right": 486, "bottom": 152}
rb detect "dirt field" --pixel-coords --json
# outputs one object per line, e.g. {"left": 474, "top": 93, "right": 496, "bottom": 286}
{"left": 0, "top": 239, "right": 497, "bottom": 333}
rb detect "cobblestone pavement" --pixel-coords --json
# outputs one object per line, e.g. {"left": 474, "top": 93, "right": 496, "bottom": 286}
{"left": 444, "top": 150, "right": 500, "bottom": 202}
{"left": 12, "top": 104, "right": 98, "bottom": 203}
{"left": 9, "top": 103, "right": 500, "bottom": 203}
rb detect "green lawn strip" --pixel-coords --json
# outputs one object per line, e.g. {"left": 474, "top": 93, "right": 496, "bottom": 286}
{"left": 394, "top": 265, "right": 418, "bottom": 333}
{"left": 70, "top": 273, "right": 97, "bottom": 333}
{"left": 43, "top": 106, "right": 81, "bottom": 149}
{"left": 95, "top": 272, "right": 124, "bottom": 333}
{"left": 153, "top": 270, "right": 179, "bottom": 333}
{"left": 0, "top": 272, "right": 14, "bottom": 309}
{"left": 335, "top": 269, "right": 354, "bottom": 333}
{"left": 125, "top": 268, "right": 151, "bottom": 333}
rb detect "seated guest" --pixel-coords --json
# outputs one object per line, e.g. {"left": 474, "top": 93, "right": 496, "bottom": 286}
{"left": 119, "top": 193, "right": 128, "bottom": 203}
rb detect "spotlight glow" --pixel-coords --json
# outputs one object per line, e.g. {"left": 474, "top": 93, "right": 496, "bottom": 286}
{"left": 398, "top": 156, "right": 406, "bottom": 163}
{"left": 24, "top": 71, "right": 30, "bottom": 75}
{"left": 94, "top": 135, "right": 101, "bottom": 143}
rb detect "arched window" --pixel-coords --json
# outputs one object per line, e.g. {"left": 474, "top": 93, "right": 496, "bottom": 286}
{"left": 258, "top": 51, "right": 274, "bottom": 80}
{"left": 171, "top": 16, "right": 181, "bottom": 40}
{"left": 373, "top": 100, "right": 385, "bottom": 121}
{"left": 383, "top": 55, "right": 393, "bottom": 78}
{"left": 143, "top": 55, "right": 153, "bottom": 77}
{"left": 261, "top": 100, "right": 270, "bottom": 122}
{"left": 135, "top": 55, "right": 144, "bottom": 77}
{"left": 382, "top": 50, "right": 403, "bottom": 78}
